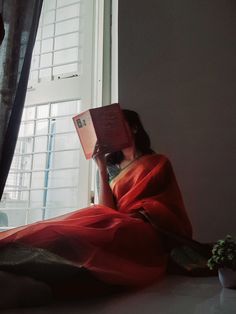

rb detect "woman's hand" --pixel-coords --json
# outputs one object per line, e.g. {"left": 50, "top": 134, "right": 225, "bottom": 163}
{"left": 92, "top": 142, "right": 107, "bottom": 176}
{"left": 92, "top": 142, "right": 116, "bottom": 209}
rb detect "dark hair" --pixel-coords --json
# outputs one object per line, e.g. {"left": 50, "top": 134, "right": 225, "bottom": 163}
{"left": 106, "top": 109, "right": 154, "bottom": 165}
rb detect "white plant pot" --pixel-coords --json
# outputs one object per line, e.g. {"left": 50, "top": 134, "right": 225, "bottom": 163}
{"left": 218, "top": 268, "right": 236, "bottom": 289}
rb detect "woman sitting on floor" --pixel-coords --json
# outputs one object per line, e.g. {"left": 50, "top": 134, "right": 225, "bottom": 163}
{"left": 0, "top": 109, "right": 192, "bottom": 308}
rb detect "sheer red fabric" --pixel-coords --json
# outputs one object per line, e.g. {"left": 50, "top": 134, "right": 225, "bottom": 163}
{"left": 0, "top": 154, "right": 192, "bottom": 287}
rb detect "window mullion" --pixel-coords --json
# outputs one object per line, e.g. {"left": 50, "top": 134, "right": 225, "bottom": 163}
{"left": 24, "top": 106, "right": 37, "bottom": 225}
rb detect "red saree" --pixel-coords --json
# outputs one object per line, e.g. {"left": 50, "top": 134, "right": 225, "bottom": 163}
{"left": 0, "top": 154, "right": 192, "bottom": 288}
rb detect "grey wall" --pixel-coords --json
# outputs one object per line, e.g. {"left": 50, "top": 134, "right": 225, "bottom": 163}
{"left": 118, "top": 0, "right": 236, "bottom": 242}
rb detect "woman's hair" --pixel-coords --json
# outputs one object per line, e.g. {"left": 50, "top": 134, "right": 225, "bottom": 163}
{"left": 106, "top": 109, "right": 154, "bottom": 165}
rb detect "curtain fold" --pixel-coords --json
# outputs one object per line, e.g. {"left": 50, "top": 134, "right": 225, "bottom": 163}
{"left": 0, "top": 13, "right": 5, "bottom": 45}
{"left": 0, "top": 0, "right": 43, "bottom": 199}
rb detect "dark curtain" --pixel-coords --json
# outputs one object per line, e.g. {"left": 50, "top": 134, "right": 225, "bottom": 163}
{"left": 0, "top": 13, "right": 5, "bottom": 44}
{"left": 0, "top": 0, "right": 43, "bottom": 199}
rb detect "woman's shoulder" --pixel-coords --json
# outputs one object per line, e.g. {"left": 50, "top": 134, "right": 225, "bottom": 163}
{"left": 140, "top": 153, "right": 174, "bottom": 175}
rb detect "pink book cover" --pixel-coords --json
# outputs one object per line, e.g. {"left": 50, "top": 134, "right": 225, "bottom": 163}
{"left": 73, "top": 104, "right": 131, "bottom": 159}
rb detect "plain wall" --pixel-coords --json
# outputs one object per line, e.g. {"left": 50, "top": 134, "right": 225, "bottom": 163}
{"left": 118, "top": 0, "right": 236, "bottom": 242}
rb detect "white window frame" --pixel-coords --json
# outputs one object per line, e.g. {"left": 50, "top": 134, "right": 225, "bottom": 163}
{"left": 25, "top": 0, "right": 105, "bottom": 209}
{"left": 0, "top": 0, "right": 112, "bottom": 229}
{"left": 90, "top": 0, "right": 118, "bottom": 203}
{"left": 111, "top": 0, "right": 118, "bottom": 103}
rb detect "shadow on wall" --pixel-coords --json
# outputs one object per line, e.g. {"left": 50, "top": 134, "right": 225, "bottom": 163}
{"left": 118, "top": 0, "right": 236, "bottom": 242}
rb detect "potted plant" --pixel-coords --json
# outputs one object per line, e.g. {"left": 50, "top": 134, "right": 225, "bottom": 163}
{"left": 207, "top": 235, "right": 236, "bottom": 289}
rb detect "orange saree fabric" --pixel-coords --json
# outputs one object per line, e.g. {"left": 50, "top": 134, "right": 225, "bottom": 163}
{"left": 0, "top": 154, "right": 192, "bottom": 287}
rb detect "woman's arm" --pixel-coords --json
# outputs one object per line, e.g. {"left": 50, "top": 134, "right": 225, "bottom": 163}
{"left": 93, "top": 147, "right": 117, "bottom": 210}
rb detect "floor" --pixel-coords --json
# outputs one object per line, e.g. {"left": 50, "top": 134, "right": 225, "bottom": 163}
{"left": 2, "top": 275, "right": 236, "bottom": 314}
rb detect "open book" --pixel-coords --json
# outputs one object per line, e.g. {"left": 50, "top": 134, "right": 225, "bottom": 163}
{"left": 73, "top": 103, "right": 132, "bottom": 159}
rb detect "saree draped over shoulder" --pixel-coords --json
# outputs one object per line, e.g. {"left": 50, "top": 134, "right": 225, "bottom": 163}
{"left": 0, "top": 154, "right": 192, "bottom": 287}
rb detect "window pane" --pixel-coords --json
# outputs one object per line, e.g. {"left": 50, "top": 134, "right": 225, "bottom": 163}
{"left": 36, "top": 119, "right": 49, "bottom": 135}
{"left": 33, "top": 41, "right": 40, "bottom": 55}
{"left": 56, "top": 4, "right": 80, "bottom": 22}
{"left": 46, "top": 187, "right": 79, "bottom": 209}
{"left": 31, "top": 55, "right": 40, "bottom": 70}
{"left": 12, "top": 155, "right": 32, "bottom": 171}
{"left": 53, "top": 117, "right": 75, "bottom": 133}
{"left": 43, "top": 10, "right": 55, "bottom": 25}
{"left": 2, "top": 0, "right": 94, "bottom": 225}
{"left": 41, "top": 38, "right": 53, "bottom": 53}
{"left": 28, "top": 209, "right": 43, "bottom": 224}
{"left": 21, "top": 173, "right": 31, "bottom": 189}
{"left": 39, "top": 68, "right": 52, "bottom": 80}
{"left": 31, "top": 171, "right": 46, "bottom": 189}
{"left": 51, "top": 150, "right": 79, "bottom": 169}
{"left": 2, "top": 191, "right": 29, "bottom": 206}
{"left": 1, "top": 191, "right": 29, "bottom": 209}
{"left": 53, "top": 63, "right": 78, "bottom": 77}
{"left": 22, "top": 107, "right": 36, "bottom": 121}
{"left": 55, "top": 33, "right": 78, "bottom": 50}
{"left": 15, "top": 137, "right": 34, "bottom": 154}
{"left": 30, "top": 70, "right": 39, "bottom": 81}
{"left": 34, "top": 136, "right": 48, "bottom": 152}
{"left": 54, "top": 48, "right": 78, "bottom": 65}
{"left": 46, "top": 207, "right": 75, "bottom": 219}
{"left": 42, "top": 24, "right": 54, "bottom": 39}
{"left": 51, "top": 100, "right": 80, "bottom": 117}
{"left": 33, "top": 154, "right": 46, "bottom": 170}
{"left": 37, "top": 104, "right": 49, "bottom": 119}
{"left": 0, "top": 210, "right": 9, "bottom": 227}
{"left": 54, "top": 133, "right": 79, "bottom": 151}
{"left": 43, "top": 0, "right": 56, "bottom": 12}
{"left": 30, "top": 0, "right": 82, "bottom": 84}
{"left": 36, "top": 28, "right": 42, "bottom": 41}
{"left": 55, "top": 18, "right": 79, "bottom": 36}
{"left": 6, "top": 172, "right": 30, "bottom": 190}
{"left": 19, "top": 122, "right": 34, "bottom": 137}
{"left": 40, "top": 53, "right": 53, "bottom": 67}
{"left": 0, "top": 209, "right": 26, "bottom": 228}
{"left": 29, "top": 190, "right": 44, "bottom": 208}
{"left": 57, "top": 0, "right": 79, "bottom": 8}
{"left": 48, "top": 169, "right": 79, "bottom": 188}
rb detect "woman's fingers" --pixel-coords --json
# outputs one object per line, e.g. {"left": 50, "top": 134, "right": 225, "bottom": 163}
{"left": 92, "top": 142, "right": 108, "bottom": 158}
{"left": 92, "top": 143, "right": 108, "bottom": 172}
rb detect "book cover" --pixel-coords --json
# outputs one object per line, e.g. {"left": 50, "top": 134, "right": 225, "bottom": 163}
{"left": 73, "top": 104, "right": 132, "bottom": 159}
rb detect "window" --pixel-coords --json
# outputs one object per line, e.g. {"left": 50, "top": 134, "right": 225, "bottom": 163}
{"left": 29, "top": 0, "right": 82, "bottom": 82}
{"left": 0, "top": 0, "right": 109, "bottom": 228}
